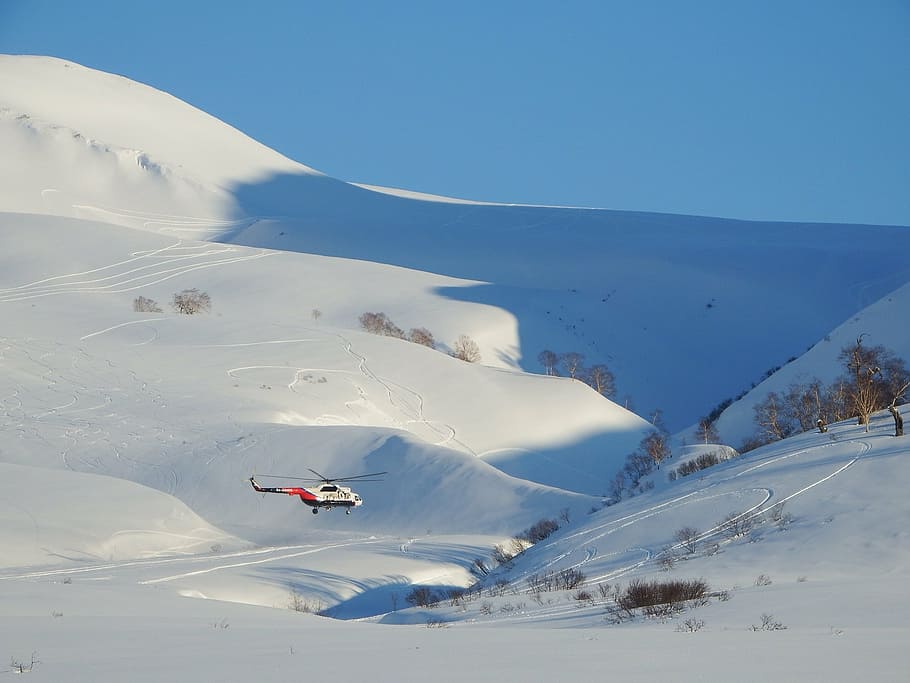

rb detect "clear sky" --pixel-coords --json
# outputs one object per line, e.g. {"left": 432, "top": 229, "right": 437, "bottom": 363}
{"left": 2, "top": 1, "right": 908, "bottom": 225}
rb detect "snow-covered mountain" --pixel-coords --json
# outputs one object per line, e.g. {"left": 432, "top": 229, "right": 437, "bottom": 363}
{"left": 4, "top": 55, "right": 910, "bottom": 433}
{"left": 1, "top": 55, "right": 908, "bottom": 680}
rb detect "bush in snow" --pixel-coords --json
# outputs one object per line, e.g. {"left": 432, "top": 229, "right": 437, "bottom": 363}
{"left": 171, "top": 288, "right": 211, "bottom": 315}
{"left": 615, "top": 578, "right": 710, "bottom": 618}
{"left": 674, "top": 526, "right": 701, "bottom": 554}
{"left": 133, "top": 295, "right": 162, "bottom": 313}
{"left": 751, "top": 613, "right": 787, "bottom": 631}
{"left": 718, "top": 511, "right": 755, "bottom": 540}
{"left": 405, "top": 586, "right": 440, "bottom": 608}
{"left": 358, "top": 311, "right": 405, "bottom": 338}
{"left": 407, "top": 327, "right": 436, "bottom": 348}
{"left": 450, "top": 334, "right": 481, "bottom": 363}
{"left": 518, "top": 518, "right": 559, "bottom": 544}
{"left": 670, "top": 449, "right": 736, "bottom": 479}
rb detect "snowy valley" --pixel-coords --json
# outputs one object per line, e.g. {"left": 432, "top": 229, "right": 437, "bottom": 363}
{"left": 1, "top": 56, "right": 908, "bottom": 681}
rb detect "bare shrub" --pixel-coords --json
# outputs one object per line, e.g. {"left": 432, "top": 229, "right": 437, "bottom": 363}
{"left": 288, "top": 589, "right": 323, "bottom": 614}
{"left": 616, "top": 578, "right": 709, "bottom": 616}
{"left": 574, "top": 589, "right": 594, "bottom": 605}
{"left": 672, "top": 450, "right": 730, "bottom": 478}
{"left": 519, "top": 518, "right": 559, "bottom": 544}
{"left": 674, "top": 526, "right": 701, "bottom": 554}
{"left": 10, "top": 652, "right": 39, "bottom": 674}
{"left": 676, "top": 618, "right": 706, "bottom": 632}
{"left": 755, "top": 574, "right": 773, "bottom": 587}
{"left": 556, "top": 567, "right": 587, "bottom": 590}
{"left": 719, "top": 511, "right": 754, "bottom": 540}
{"left": 133, "top": 295, "right": 162, "bottom": 313}
{"left": 526, "top": 572, "right": 555, "bottom": 594}
{"left": 311, "top": 308, "right": 322, "bottom": 321}
{"left": 405, "top": 586, "right": 439, "bottom": 608}
{"left": 171, "top": 288, "right": 211, "bottom": 315}
{"left": 358, "top": 312, "right": 405, "bottom": 338}
{"left": 408, "top": 327, "right": 436, "bottom": 348}
{"left": 767, "top": 501, "right": 794, "bottom": 530}
{"left": 487, "top": 579, "right": 512, "bottom": 598}
{"left": 751, "top": 613, "right": 787, "bottom": 631}
{"left": 451, "top": 334, "right": 481, "bottom": 362}
{"left": 426, "top": 618, "right": 449, "bottom": 628}
{"left": 472, "top": 558, "right": 490, "bottom": 577}
{"left": 657, "top": 549, "right": 677, "bottom": 572}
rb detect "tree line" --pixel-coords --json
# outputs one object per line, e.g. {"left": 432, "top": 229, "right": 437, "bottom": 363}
{"left": 536, "top": 350, "right": 616, "bottom": 397}
{"left": 747, "top": 335, "right": 908, "bottom": 449}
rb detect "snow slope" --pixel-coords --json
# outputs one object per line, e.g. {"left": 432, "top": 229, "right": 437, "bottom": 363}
{"left": 3, "top": 55, "right": 909, "bottom": 430}
{"left": 1, "top": 412, "right": 907, "bottom": 681}
{"left": 713, "top": 281, "right": 910, "bottom": 446}
{"left": 1, "top": 54, "right": 909, "bottom": 681}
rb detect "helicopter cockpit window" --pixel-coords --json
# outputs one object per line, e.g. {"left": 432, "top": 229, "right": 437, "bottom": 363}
{"left": 320, "top": 485, "right": 338, "bottom": 492}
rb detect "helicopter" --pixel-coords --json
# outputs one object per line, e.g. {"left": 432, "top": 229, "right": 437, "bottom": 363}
{"left": 249, "top": 468, "right": 386, "bottom": 514}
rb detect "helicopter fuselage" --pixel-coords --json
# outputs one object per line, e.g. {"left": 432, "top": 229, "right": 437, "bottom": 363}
{"left": 249, "top": 477, "right": 363, "bottom": 514}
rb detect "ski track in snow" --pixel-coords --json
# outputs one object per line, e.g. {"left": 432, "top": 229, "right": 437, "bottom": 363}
{"left": 337, "top": 333, "right": 473, "bottom": 453}
{"left": 486, "top": 433, "right": 873, "bottom": 625}
{"left": 0, "top": 538, "right": 369, "bottom": 582}
{"left": 72, "top": 203, "right": 251, "bottom": 238}
{"left": 0, "top": 239, "right": 274, "bottom": 303}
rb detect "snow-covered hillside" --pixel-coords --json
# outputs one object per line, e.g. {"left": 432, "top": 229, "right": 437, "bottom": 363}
{"left": 3, "top": 55, "right": 910, "bottom": 430}
{"left": 1, "top": 54, "right": 908, "bottom": 680}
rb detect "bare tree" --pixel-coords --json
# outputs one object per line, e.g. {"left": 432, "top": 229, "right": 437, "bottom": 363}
{"left": 836, "top": 336, "right": 909, "bottom": 429}
{"left": 537, "top": 349, "right": 559, "bottom": 376}
{"left": 641, "top": 431, "right": 671, "bottom": 470}
{"left": 171, "top": 288, "right": 211, "bottom": 315}
{"left": 408, "top": 327, "right": 436, "bottom": 349}
{"left": 842, "top": 336, "right": 883, "bottom": 428}
{"left": 608, "top": 471, "right": 626, "bottom": 501}
{"left": 821, "top": 379, "right": 852, "bottom": 423}
{"left": 783, "top": 380, "right": 825, "bottom": 432}
{"left": 585, "top": 364, "right": 616, "bottom": 397}
{"left": 311, "top": 308, "right": 322, "bottom": 321}
{"left": 560, "top": 352, "right": 585, "bottom": 379}
{"left": 673, "top": 526, "right": 700, "bottom": 554}
{"left": 695, "top": 418, "right": 720, "bottom": 444}
{"left": 753, "top": 392, "right": 792, "bottom": 442}
{"left": 451, "top": 335, "right": 481, "bottom": 363}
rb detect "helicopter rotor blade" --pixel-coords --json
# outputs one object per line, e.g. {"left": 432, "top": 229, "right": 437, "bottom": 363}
{"left": 254, "top": 470, "right": 387, "bottom": 483}
{"left": 255, "top": 474, "right": 323, "bottom": 482}
{"left": 329, "top": 471, "right": 388, "bottom": 482}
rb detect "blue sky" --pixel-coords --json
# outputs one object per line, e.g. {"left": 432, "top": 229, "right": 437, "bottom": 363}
{"left": 2, "top": 1, "right": 908, "bottom": 225}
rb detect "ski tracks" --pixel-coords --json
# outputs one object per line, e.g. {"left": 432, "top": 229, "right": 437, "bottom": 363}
{"left": 0, "top": 240, "right": 274, "bottom": 303}
{"left": 336, "top": 333, "right": 473, "bottom": 453}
